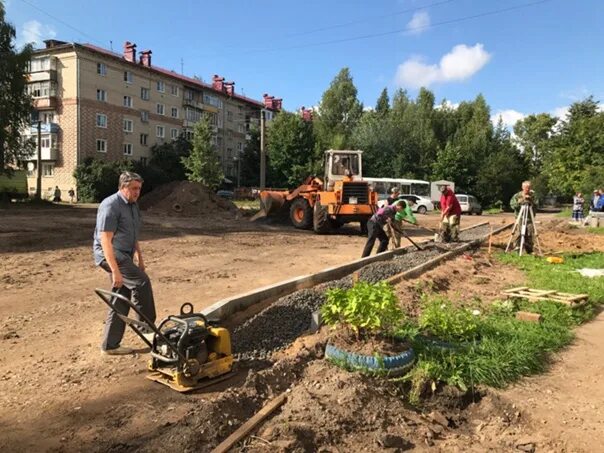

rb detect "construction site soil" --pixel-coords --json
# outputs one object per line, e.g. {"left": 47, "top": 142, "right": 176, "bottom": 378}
{"left": 1, "top": 206, "right": 603, "bottom": 452}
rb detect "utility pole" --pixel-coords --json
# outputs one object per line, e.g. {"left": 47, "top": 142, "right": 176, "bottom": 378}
{"left": 35, "top": 120, "right": 42, "bottom": 201}
{"left": 260, "top": 109, "right": 266, "bottom": 189}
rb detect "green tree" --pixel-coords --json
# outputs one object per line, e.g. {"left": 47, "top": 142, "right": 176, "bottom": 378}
{"left": 544, "top": 97, "right": 604, "bottom": 196}
{"left": 375, "top": 88, "right": 390, "bottom": 115}
{"left": 181, "top": 117, "right": 223, "bottom": 190}
{"left": 240, "top": 126, "right": 260, "bottom": 187}
{"left": 266, "top": 111, "right": 315, "bottom": 187}
{"left": 149, "top": 135, "right": 191, "bottom": 181}
{"left": 315, "top": 68, "right": 363, "bottom": 150}
{"left": 73, "top": 158, "right": 133, "bottom": 202}
{"left": 0, "top": 3, "right": 34, "bottom": 174}
{"left": 513, "top": 113, "right": 556, "bottom": 175}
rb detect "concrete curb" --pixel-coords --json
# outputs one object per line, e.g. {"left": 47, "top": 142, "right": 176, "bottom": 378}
{"left": 202, "top": 221, "right": 503, "bottom": 320}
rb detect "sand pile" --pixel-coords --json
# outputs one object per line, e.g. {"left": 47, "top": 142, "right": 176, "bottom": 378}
{"left": 138, "top": 181, "right": 238, "bottom": 217}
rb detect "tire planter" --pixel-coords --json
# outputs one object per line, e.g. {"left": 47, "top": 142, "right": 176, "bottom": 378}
{"left": 325, "top": 343, "right": 415, "bottom": 376}
{"left": 415, "top": 335, "right": 481, "bottom": 351}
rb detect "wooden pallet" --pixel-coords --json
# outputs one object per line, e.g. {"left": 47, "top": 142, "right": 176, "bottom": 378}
{"left": 502, "top": 287, "right": 588, "bottom": 308}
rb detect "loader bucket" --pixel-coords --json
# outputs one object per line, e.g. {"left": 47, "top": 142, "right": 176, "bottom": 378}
{"left": 250, "top": 190, "right": 288, "bottom": 221}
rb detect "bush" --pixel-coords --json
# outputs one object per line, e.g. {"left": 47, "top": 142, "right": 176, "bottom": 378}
{"left": 321, "top": 281, "right": 404, "bottom": 338}
{"left": 418, "top": 297, "right": 481, "bottom": 342}
{"left": 73, "top": 158, "right": 133, "bottom": 202}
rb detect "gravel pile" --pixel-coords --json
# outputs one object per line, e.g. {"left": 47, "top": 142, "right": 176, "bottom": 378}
{"left": 232, "top": 224, "right": 493, "bottom": 361}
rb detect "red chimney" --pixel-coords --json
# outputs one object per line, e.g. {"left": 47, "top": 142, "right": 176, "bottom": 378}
{"left": 273, "top": 98, "right": 283, "bottom": 111}
{"left": 263, "top": 93, "right": 275, "bottom": 109}
{"left": 123, "top": 41, "right": 137, "bottom": 63}
{"left": 224, "top": 81, "right": 235, "bottom": 96}
{"left": 139, "top": 50, "right": 152, "bottom": 67}
{"left": 300, "top": 106, "right": 313, "bottom": 122}
{"left": 212, "top": 75, "right": 225, "bottom": 92}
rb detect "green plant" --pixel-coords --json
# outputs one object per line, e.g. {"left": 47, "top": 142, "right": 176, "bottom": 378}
{"left": 321, "top": 281, "right": 404, "bottom": 338}
{"left": 418, "top": 297, "right": 481, "bottom": 342}
{"left": 587, "top": 227, "right": 604, "bottom": 235}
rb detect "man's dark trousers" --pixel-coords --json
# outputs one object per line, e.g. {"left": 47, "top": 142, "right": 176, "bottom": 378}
{"left": 362, "top": 219, "right": 389, "bottom": 258}
{"left": 100, "top": 257, "right": 156, "bottom": 350}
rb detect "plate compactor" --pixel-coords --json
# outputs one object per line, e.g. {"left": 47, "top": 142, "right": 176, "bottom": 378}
{"left": 95, "top": 288, "right": 234, "bottom": 392}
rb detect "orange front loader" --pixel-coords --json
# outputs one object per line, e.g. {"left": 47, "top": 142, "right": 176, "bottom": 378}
{"left": 251, "top": 150, "right": 378, "bottom": 234}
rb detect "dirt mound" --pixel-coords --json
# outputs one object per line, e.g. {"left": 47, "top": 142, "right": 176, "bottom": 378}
{"left": 138, "top": 181, "right": 239, "bottom": 217}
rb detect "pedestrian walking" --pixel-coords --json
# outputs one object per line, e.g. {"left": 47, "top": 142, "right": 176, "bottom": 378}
{"left": 68, "top": 188, "right": 75, "bottom": 204}
{"left": 52, "top": 186, "right": 61, "bottom": 202}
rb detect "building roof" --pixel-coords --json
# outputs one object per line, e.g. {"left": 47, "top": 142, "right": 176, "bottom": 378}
{"left": 34, "top": 41, "right": 268, "bottom": 109}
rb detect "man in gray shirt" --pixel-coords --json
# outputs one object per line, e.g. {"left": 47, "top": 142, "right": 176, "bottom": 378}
{"left": 93, "top": 171, "right": 156, "bottom": 355}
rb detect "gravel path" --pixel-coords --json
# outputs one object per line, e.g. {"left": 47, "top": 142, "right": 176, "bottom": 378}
{"left": 232, "top": 223, "right": 493, "bottom": 360}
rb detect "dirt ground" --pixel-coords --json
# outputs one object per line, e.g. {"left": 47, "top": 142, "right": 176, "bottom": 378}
{"left": 0, "top": 206, "right": 601, "bottom": 452}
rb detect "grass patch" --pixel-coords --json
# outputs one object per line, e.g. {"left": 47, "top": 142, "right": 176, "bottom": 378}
{"left": 404, "top": 299, "right": 581, "bottom": 403}
{"left": 556, "top": 207, "right": 573, "bottom": 218}
{"left": 484, "top": 207, "right": 504, "bottom": 214}
{"left": 587, "top": 227, "right": 604, "bottom": 235}
{"left": 497, "top": 252, "right": 604, "bottom": 304}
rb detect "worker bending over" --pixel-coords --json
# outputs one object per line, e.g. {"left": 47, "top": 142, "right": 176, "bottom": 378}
{"left": 387, "top": 199, "right": 417, "bottom": 250}
{"left": 362, "top": 202, "right": 404, "bottom": 257}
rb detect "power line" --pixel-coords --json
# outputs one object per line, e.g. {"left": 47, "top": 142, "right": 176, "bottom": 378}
{"left": 200, "top": 0, "right": 555, "bottom": 58}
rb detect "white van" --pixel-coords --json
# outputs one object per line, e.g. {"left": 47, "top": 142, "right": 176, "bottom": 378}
{"left": 455, "top": 194, "right": 482, "bottom": 215}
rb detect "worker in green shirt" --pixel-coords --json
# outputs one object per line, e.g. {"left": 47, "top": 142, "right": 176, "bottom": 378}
{"left": 387, "top": 199, "right": 417, "bottom": 249}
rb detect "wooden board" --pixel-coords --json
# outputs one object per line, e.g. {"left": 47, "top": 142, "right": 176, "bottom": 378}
{"left": 502, "top": 287, "right": 588, "bottom": 308}
{"left": 211, "top": 393, "right": 288, "bottom": 453}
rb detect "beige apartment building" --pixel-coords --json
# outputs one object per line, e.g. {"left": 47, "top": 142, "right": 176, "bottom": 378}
{"left": 24, "top": 40, "right": 282, "bottom": 198}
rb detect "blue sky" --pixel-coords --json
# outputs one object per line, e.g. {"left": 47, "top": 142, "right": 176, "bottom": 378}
{"left": 5, "top": 0, "right": 604, "bottom": 126}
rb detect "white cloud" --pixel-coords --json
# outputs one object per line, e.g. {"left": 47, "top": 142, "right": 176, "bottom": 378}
{"left": 491, "top": 109, "right": 525, "bottom": 128}
{"left": 406, "top": 11, "right": 430, "bottom": 35}
{"left": 17, "top": 20, "right": 56, "bottom": 48}
{"left": 551, "top": 106, "right": 569, "bottom": 120}
{"left": 436, "top": 100, "right": 459, "bottom": 110}
{"left": 394, "top": 43, "right": 491, "bottom": 89}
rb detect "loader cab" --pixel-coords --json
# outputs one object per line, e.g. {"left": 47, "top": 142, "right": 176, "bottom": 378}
{"left": 324, "top": 150, "right": 363, "bottom": 190}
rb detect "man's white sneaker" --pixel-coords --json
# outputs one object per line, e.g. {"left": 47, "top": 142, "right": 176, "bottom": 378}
{"left": 101, "top": 346, "right": 134, "bottom": 356}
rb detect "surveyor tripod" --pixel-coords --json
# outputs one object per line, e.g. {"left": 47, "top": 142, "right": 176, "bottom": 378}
{"left": 505, "top": 203, "right": 542, "bottom": 256}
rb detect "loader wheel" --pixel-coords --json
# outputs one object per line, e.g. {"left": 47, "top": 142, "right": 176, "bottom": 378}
{"left": 290, "top": 197, "right": 313, "bottom": 229}
{"left": 313, "top": 202, "right": 331, "bottom": 234}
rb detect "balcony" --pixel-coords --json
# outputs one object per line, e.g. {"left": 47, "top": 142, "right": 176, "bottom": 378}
{"left": 25, "top": 147, "right": 59, "bottom": 161}
{"left": 28, "top": 70, "right": 58, "bottom": 83}
{"left": 29, "top": 81, "right": 59, "bottom": 110}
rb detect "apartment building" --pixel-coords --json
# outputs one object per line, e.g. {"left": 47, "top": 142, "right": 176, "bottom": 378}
{"left": 24, "top": 39, "right": 282, "bottom": 197}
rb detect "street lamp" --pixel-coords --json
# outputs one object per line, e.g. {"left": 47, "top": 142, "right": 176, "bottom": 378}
{"left": 30, "top": 111, "right": 42, "bottom": 200}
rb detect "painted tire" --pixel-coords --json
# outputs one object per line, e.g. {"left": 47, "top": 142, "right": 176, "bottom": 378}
{"left": 325, "top": 343, "right": 415, "bottom": 372}
{"left": 416, "top": 335, "right": 481, "bottom": 351}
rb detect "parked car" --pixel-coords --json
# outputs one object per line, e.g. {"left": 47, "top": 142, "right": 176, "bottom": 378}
{"left": 377, "top": 194, "right": 434, "bottom": 214}
{"left": 455, "top": 194, "right": 482, "bottom": 215}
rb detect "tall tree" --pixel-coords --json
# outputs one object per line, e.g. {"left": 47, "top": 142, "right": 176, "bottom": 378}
{"left": 240, "top": 126, "right": 260, "bottom": 187}
{"left": 513, "top": 113, "right": 556, "bottom": 175}
{"left": 375, "top": 88, "right": 390, "bottom": 115}
{"left": 266, "top": 111, "right": 315, "bottom": 187}
{"left": 315, "top": 68, "right": 363, "bottom": 150}
{"left": 181, "top": 116, "right": 223, "bottom": 190}
{"left": 0, "top": 3, "right": 34, "bottom": 174}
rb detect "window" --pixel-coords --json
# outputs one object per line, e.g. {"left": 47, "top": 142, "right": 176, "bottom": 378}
{"left": 170, "top": 85, "right": 179, "bottom": 96}
{"left": 185, "top": 130, "right": 194, "bottom": 141}
{"left": 140, "top": 133, "right": 148, "bottom": 146}
{"left": 156, "top": 81, "right": 165, "bottom": 92}
{"left": 140, "top": 157, "right": 148, "bottom": 166}
{"left": 156, "top": 103, "right": 165, "bottom": 115}
{"left": 141, "top": 111, "right": 149, "bottom": 123}
{"left": 40, "top": 136, "right": 52, "bottom": 148}
{"left": 141, "top": 87, "right": 150, "bottom": 100}
{"left": 124, "top": 71, "right": 133, "bottom": 83}
{"left": 123, "top": 119, "right": 133, "bottom": 133}
{"left": 226, "top": 148, "right": 233, "bottom": 159}
{"left": 123, "top": 95, "right": 132, "bottom": 108}
{"left": 156, "top": 125, "right": 165, "bottom": 138}
{"left": 237, "top": 142, "right": 243, "bottom": 151}
{"left": 42, "top": 112, "right": 55, "bottom": 123}
{"left": 171, "top": 128, "right": 178, "bottom": 139}
{"left": 123, "top": 143, "right": 133, "bottom": 156}
{"left": 227, "top": 111, "right": 233, "bottom": 121}
{"left": 97, "top": 63, "right": 107, "bottom": 76}
{"left": 203, "top": 94, "right": 223, "bottom": 109}
{"left": 238, "top": 124, "right": 245, "bottom": 133}
{"left": 29, "top": 57, "right": 54, "bottom": 72}
{"left": 96, "top": 139, "right": 107, "bottom": 152}
{"left": 171, "top": 107, "right": 178, "bottom": 118}
{"left": 42, "top": 163, "right": 54, "bottom": 176}
{"left": 96, "top": 89, "right": 107, "bottom": 102}
{"left": 96, "top": 113, "right": 107, "bottom": 128}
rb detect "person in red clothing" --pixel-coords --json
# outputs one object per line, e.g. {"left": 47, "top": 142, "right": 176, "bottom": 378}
{"left": 439, "top": 185, "right": 462, "bottom": 242}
